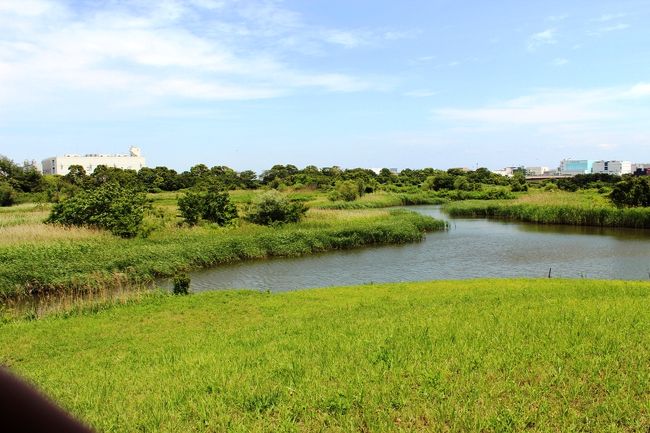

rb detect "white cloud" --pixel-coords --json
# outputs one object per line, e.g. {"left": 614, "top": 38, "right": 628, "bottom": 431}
{"left": 0, "top": 0, "right": 386, "bottom": 110}
{"left": 589, "top": 23, "right": 630, "bottom": 35}
{"left": 433, "top": 84, "right": 650, "bottom": 126}
{"left": 527, "top": 28, "right": 558, "bottom": 51}
{"left": 552, "top": 58, "right": 569, "bottom": 66}
{"left": 404, "top": 90, "right": 439, "bottom": 98}
{"left": 321, "top": 30, "right": 369, "bottom": 48}
{"left": 546, "top": 14, "right": 569, "bottom": 22}
{"left": 592, "top": 13, "right": 627, "bottom": 22}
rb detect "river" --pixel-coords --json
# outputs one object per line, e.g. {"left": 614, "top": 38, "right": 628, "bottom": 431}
{"left": 170, "top": 206, "right": 650, "bottom": 292}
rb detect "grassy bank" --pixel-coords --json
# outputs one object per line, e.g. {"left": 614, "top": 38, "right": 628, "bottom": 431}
{"left": 0, "top": 209, "right": 444, "bottom": 299}
{"left": 1, "top": 279, "right": 649, "bottom": 432}
{"left": 445, "top": 190, "right": 650, "bottom": 228}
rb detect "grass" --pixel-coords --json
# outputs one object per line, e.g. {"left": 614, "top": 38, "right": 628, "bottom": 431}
{"left": 1, "top": 279, "right": 648, "bottom": 432}
{"left": 444, "top": 190, "right": 650, "bottom": 228}
{"left": 0, "top": 208, "right": 444, "bottom": 299}
{"left": 313, "top": 192, "right": 447, "bottom": 209}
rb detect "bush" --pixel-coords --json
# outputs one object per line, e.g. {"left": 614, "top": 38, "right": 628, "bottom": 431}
{"left": 178, "top": 186, "right": 237, "bottom": 226}
{"left": 173, "top": 274, "right": 191, "bottom": 295}
{"left": 246, "top": 190, "right": 307, "bottom": 225}
{"left": 329, "top": 180, "right": 361, "bottom": 202}
{"left": 0, "top": 181, "right": 17, "bottom": 206}
{"left": 46, "top": 183, "right": 149, "bottom": 238}
{"left": 610, "top": 177, "right": 650, "bottom": 208}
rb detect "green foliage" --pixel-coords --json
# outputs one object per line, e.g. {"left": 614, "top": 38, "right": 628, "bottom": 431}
{"left": 46, "top": 183, "right": 149, "bottom": 238}
{"left": 610, "top": 177, "right": 650, "bottom": 208}
{"left": 0, "top": 182, "right": 17, "bottom": 207}
{"left": 172, "top": 274, "right": 191, "bottom": 295}
{"left": 246, "top": 190, "right": 307, "bottom": 225}
{"left": 0, "top": 209, "right": 442, "bottom": 298}
{"left": 178, "top": 186, "right": 238, "bottom": 226}
{"left": 510, "top": 172, "right": 528, "bottom": 192}
{"left": 329, "top": 180, "right": 361, "bottom": 201}
{"left": 445, "top": 200, "right": 650, "bottom": 228}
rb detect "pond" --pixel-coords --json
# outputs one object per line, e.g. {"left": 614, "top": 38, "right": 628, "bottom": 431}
{"left": 171, "top": 206, "right": 650, "bottom": 292}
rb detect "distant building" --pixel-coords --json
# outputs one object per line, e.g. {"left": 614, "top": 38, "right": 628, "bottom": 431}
{"left": 592, "top": 160, "right": 632, "bottom": 176}
{"left": 491, "top": 167, "right": 520, "bottom": 177}
{"left": 370, "top": 168, "right": 399, "bottom": 175}
{"left": 525, "top": 166, "right": 550, "bottom": 176}
{"left": 41, "top": 147, "right": 146, "bottom": 176}
{"left": 559, "top": 159, "right": 595, "bottom": 175}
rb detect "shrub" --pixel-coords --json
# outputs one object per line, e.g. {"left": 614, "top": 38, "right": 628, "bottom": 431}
{"left": 0, "top": 181, "right": 17, "bottom": 206}
{"left": 610, "top": 177, "right": 650, "bottom": 208}
{"left": 329, "top": 180, "right": 360, "bottom": 202}
{"left": 173, "top": 274, "right": 191, "bottom": 295}
{"left": 178, "top": 187, "right": 237, "bottom": 226}
{"left": 246, "top": 190, "right": 307, "bottom": 225}
{"left": 46, "top": 183, "right": 149, "bottom": 238}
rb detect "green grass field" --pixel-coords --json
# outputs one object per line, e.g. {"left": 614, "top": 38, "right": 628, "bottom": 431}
{"left": 1, "top": 279, "right": 648, "bottom": 432}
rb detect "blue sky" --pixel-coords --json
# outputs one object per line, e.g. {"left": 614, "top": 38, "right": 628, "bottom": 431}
{"left": 1, "top": 0, "right": 649, "bottom": 172}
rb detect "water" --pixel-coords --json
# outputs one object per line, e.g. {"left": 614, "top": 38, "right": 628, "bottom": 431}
{"left": 173, "top": 206, "right": 650, "bottom": 292}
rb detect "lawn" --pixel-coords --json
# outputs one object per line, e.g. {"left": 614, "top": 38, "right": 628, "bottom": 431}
{"left": 1, "top": 279, "right": 648, "bottom": 432}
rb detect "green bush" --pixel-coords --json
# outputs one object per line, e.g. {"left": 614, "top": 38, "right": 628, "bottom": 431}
{"left": 610, "top": 177, "right": 650, "bottom": 208}
{"left": 172, "top": 274, "right": 191, "bottom": 295}
{"left": 246, "top": 190, "right": 307, "bottom": 225}
{"left": 178, "top": 187, "right": 237, "bottom": 226}
{"left": 0, "top": 181, "right": 17, "bottom": 206}
{"left": 46, "top": 183, "right": 149, "bottom": 238}
{"left": 329, "top": 180, "right": 361, "bottom": 202}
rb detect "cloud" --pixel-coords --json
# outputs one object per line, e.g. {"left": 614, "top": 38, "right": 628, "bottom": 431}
{"left": 404, "top": 90, "right": 439, "bottom": 98}
{"left": 589, "top": 23, "right": 630, "bottom": 35}
{"left": 552, "top": 58, "right": 569, "bottom": 66}
{"left": 546, "top": 14, "right": 568, "bottom": 22}
{"left": 433, "top": 83, "right": 650, "bottom": 126}
{"left": 0, "top": 0, "right": 387, "bottom": 111}
{"left": 592, "top": 13, "right": 627, "bottom": 22}
{"left": 527, "top": 28, "right": 557, "bottom": 51}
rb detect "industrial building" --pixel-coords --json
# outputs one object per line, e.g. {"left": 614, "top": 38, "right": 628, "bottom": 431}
{"left": 42, "top": 147, "right": 146, "bottom": 176}
{"left": 591, "top": 160, "right": 632, "bottom": 176}
{"left": 559, "top": 159, "right": 595, "bottom": 175}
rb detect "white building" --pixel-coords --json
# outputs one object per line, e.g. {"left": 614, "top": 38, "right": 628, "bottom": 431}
{"left": 42, "top": 147, "right": 146, "bottom": 175}
{"left": 492, "top": 167, "right": 519, "bottom": 177}
{"left": 525, "top": 166, "right": 550, "bottom": 176}
{"left": 591, "top": 160, "right": 632, "bottom": 175}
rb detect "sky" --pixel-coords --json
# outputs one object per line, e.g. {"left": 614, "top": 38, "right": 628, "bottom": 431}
{"left": 1, "top": 0, "right": 650, "bottom": 172}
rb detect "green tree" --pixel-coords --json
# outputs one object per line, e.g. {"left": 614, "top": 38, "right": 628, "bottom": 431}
{"left": 330, "top": 180, "right": 361, "bottom": 201}
{"left": 46, "top": 183, "right": 149, "bottom": 238}
{"left": 610, "top": 177, "right": 650, "bottom": 207}
{"left": 246, "top": 190, "right": 307, "bottom": 225}
{"left": 178, "top": 186, "right": 237, "bottom": 226}
{"left": 0, "top": 181, "right": 17, "bottom": 206}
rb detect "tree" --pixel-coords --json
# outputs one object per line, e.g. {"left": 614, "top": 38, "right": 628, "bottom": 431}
{"left": 610, "top": 177, "right": 650, "bottom": 207}
{"left": 46, "top": 183, "right": 149, "bottom": 238}
{"left": 246, "top": 190, "right": 307, "bottom": 225}
{"left": 0, "top": 181, "right": 16, "bottom": 206}
{"left": 178, "top": 186, "right": 237, "bottom": 226}
{"left": 64, "top": 165, "right": 87, "bottom": 186}
{"left": 330, "top": 180, "right": 361, "bottom": 201}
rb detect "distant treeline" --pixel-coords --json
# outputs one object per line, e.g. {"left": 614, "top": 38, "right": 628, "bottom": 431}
{"left": 1, "top": 155, "right": 648, "bottom": 208}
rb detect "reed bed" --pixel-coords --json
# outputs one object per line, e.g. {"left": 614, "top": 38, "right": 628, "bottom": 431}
{"left": 445, "top": 200, "right": 650, "bottom": 228}
{"left": 0, "top": 209, "right": 444, "bottom": 299}
{"left": 0, "top": 223, "right": 108, "bottom": 246}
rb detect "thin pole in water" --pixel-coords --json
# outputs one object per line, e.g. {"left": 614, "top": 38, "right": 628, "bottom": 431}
{"left": 548, "top": 268, "right": 552, "bottom": 278}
